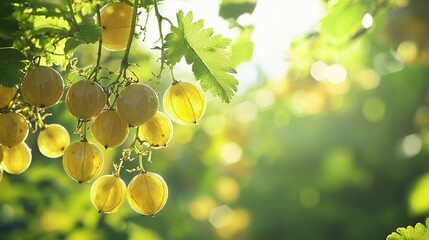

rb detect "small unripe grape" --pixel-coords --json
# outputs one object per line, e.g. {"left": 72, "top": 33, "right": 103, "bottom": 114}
{"left": 99, "top": 2, "right": 133, "bottom": 51}
{"left": 37, "top": 124, "right": 70, "bottom": 158}
{"left": 63, "top": 141, "right": 103, "bottom": 183}
{"left": 91, "top": 110, "right": 129, "bottom": 149}
{"left": 163, "top": 81, "right": 206, "bottom": 125}
{"left": 0, "top": 112, "right": 29, "bottom": 147}
{"left": 90, "top": 174, "right": 127, "bottom": 213}
{"left": 1, "top": 142, "right": 32, "bottom": 175}
{"left": 117, "top": 84, "right": 159, "bottom": 127}
{"left": 127, "top": 172, "right": 168, "bottom": 216}
{"left": 0, "top": 85, "right": 17, "bottom": 108}
{"left": 21, "top": 66, "right": 64, "bottom": 108}
{"left": 138, "top": 111, "right": 173, "bottom": 148}
{"left": 66, "top": 80, "right": 106, "bottom": 120}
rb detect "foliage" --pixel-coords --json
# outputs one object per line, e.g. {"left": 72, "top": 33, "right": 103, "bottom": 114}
{"left": 387, "top": 219, "right": 429, "bottom": 240}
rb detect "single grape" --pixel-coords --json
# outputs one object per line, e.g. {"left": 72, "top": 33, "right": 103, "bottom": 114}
{"left": 21, "top": 66, "right": 64, "bottom": 108}
{"left": 117, "top": 84, "right": 158, "bottom": 127}
{"left": 1, "top": 142, "right": 32, "bottom": 175}
{"left": 90, "top": 174, "right": 127, "bottom": 213}
{"left": 163, "top": 81, "right": 207, "bottom": 125}
{"left": 127, "top": 171, "right": 168, "bottom": 216}
{"left": 63, "top": 141, "right": 103, "bottom": 183}
{"left": 37, "top": 124, "right": 70, "bottom": 158}
{"left": 0, "top": 85, "right": 17, "bottom": 108}
{"left": 138, "top": 111, "right": 173, "bottom": 148}
{"left": 0, "top": 112, "right": 29, "bottom": 147}
{"left": 98, "top": 2, "right": 133, "bottom": 51}
{"left": 65, "top": 80, "right": 106, "bottom": 120}
{"left": 91, "top": 110, "right": 129, "bottom": 149}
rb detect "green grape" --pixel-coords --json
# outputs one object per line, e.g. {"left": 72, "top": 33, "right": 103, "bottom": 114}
{"left": 98, "top": 2, "right": 133, "bottom": 51}
{"left": 21, "top": 66, "right": 64, "bottom": 108}
{"left": 1, "top": 142, "right": 32, "bottom": 175}
{"left": 0, "top": 85, "right": 17, "bottom": 108}
{"left": 63, "top": 141, "right": 103, "bottom": 183}
{"left": 117, "top": 84, "right": 159, "bottom": 127}
{"left": 65, "top": 80, "right": 106, "bottom": 120}
{"left": 37, "top": 124, "right": 70, "bottom": 158}
{"left": 138, "top": 111, "right": 173, "bottom": 148}
{"left": 0, "top": 112, "right": 29, "bottom": 147}
{"left": 127, "top": 172, "right": 168, "bottom": 216}
{"left": 90, "top": 174, "right": 127, "bottom": 213}
{"left": 91, "top": 110, "right": 129, "bottom": 149}
{"left": 163, "top": 81, "right": 207, "bottom": 125}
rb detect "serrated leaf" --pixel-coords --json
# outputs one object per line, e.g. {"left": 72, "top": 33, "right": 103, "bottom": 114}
{"left": 74, "top": 17, "right": 102, "bottom": 43}
{"left": 0, "top": 48, "right": 27, "bottom": 87}
{"left": 386, "top": 218, "right": 429, "bottom": 240}
{"left": 164, "top": 11, "right": 238, "bottom": 103}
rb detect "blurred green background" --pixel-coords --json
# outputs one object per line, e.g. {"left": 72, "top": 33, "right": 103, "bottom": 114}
{"left": 2, "top": 0, "right": 429, "bottom": 239}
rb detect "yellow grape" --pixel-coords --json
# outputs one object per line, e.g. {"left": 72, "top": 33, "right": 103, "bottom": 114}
{"left": 1, "top": 142, "right": 32, "bottom": 175}
{"left": 0, "top": 85, "right": 17, "bottom": 108}
{"left": 90, "top": 174, "right": 127, "bottom": 213}
{"left": 37, "top": 124, "right": 70, "bottom": 158}
{"left": 0, "top": 112, "right": 29, "bottom": 147}
{"left": 117, "top": 84, "right": 159, "bottom": 127}
{"left": 63, "top": 141, "right": 103, "bottom": 183}
{"left": 21, "top": 66, "right": 64, "bottom": 108}
{"left": 66, "top": 80, "right": 106, "bottom": 120}
{"left": 138, "top": 111, "right": 173, "bottom": 148}
{"left": 0, "top": 144, "right": 3, "bottom": 163}
{"left": 99, "top": 2, "right": 133, "bottom": 51}
{"left": 91, "top": 110, "right": 129, "bottom": 149}
{"left": 127, "top": 172, "right": 168, "bottom": 216}
{"left": 163, "top": 81, "right": 207, "bottom": 125}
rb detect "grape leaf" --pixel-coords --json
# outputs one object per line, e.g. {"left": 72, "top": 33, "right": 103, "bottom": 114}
{"left": 74, "top": 16, "right": 102, "bottom": 44}
{"left": 164, "top": 11, "right": 238, "bottom": 103}
{"left": 386, "top": 218, "right": 429, "bottom": 240}
{"left": 0, "top": 48, "right": 27, "bottom": 87}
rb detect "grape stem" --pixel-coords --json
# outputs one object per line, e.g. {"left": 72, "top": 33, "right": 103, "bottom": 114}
{"left": 88, "top": 4, "right": 103, "bottom": 82}
{"left": 153, "top": 0, "right": 177, "bottom": 84}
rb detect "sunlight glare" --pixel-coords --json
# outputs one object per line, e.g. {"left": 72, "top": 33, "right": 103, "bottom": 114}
{"left": 361, "top": 13, "right": 373, "bottom": 29}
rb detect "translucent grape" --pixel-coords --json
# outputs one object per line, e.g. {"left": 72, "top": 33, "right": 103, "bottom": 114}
{"left": 21, "top": 66, "right": 64, "bottom": 108}
{"left": 65, "top": 80, "right": 106, "bottom": 120}
{"left": 0, "top": 86, "right": 17, "bottom": 108}
{"left": 37, "top": 124, "right": 70, "bottom": 158}
{"left": 63, "top": 141, "right": 103, "bottom": 183}
{"left": 127, "top": 172, "right": 168, "bottom": 216}
{"left": 0, "top": 112, "right": 29, "bottom": 147}
{"left": 1, "top": 142, "right": 32, "bottom": 175}
{"left": 98, "top": 2, "right": 133, "bottom": 51}
{"left": 138, "top": 111, "right": 173, "bottom": 148}
{"left": 163, "top": 81, "right": 207, "bottom": 125}
{"left": 117, "top": 84, "right": 159, "bottom": 127}
{"left": 91, "top": 110, "right": 129, "bottom": 149}
{"left": 90, "top": 174, "right": 127, "bottom": 213}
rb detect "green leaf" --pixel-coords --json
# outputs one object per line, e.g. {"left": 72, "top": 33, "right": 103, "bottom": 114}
{"left": 74, "top": 16, "right": 102, "bottom": 44}
{"left": 0, "top": 48, "right": 27, "bottom": 87}
{"left": 230, "top": 26, "right": 254, "bottom": 66}
{"left": 164, "top": 11, "right": 238, "bottom": 103}
{"left": 320, "top": 0, "right": 367, "bottom": 41}
{"left": 219, "top": 0, "right": 257, "bottom": 20}
{"left": 386, "top": 218, "right": 429, "bottom": 240}
{"left": 64, "top": 37, "right": 83, "bottom": 55}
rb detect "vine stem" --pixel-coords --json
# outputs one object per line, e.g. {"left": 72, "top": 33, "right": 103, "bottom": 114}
{"left": 67, "top": 0, "right": 79, "bottom": 29}
{"left": 121, "top": 0, "right": 139, "bottom": 69}
{"left": 88, "top": 4, "right": 103, "bottom": 81}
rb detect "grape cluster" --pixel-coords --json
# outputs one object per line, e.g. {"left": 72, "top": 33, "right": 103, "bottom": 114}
{"left": 0, "top": 2, "right": 207, "bottom": 216}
